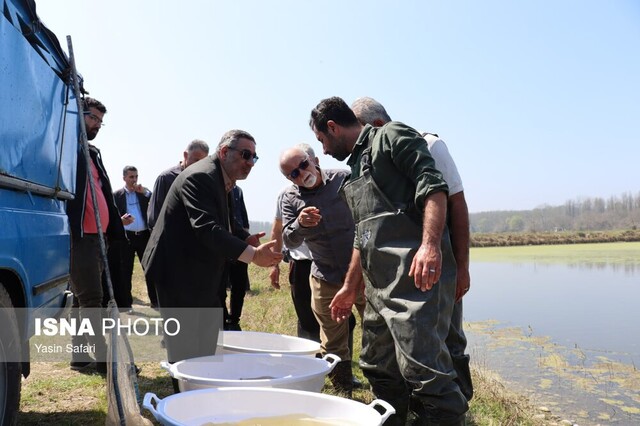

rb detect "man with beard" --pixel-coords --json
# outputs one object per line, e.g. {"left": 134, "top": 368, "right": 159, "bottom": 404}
{"left": 350, "top": 96, "right": 473, "bottom": 402}
{"left": 142, "top": 130, "right": 282, "bottom": 367}
{"left": 66, "top": 97, "right": 125, "bottom": 374}
{"left": 310, "top": 97, "right": 468, "bottom": 425}
{"left": 279, "top": 143, "right": 365, "bottom": 397}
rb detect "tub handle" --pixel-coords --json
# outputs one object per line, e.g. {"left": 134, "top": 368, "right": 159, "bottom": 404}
{"left": 322, "top": 353, "right": 341, "bottom": 371}
{"left": 142, "top": 392, "right": 160, "bottom": 418}
{"left": 368, "top": 399, "right": 396, "bottom": 423}
{"left": 160, "top": 360, "right": 172, "bottom": 373}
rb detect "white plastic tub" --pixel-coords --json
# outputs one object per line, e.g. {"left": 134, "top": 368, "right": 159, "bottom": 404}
{"left": 143, "top": 387, "right": 395, "bottom": 426}
{"left": 218, "top": 330, "right": 321, "bottom": 356}
{"left": 161, "top": 353, "right": 339, "bottom": 392}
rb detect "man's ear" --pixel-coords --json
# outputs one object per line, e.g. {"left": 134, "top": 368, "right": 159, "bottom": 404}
{"left": 219, "top": 145, "right": 229, "bottom": 161}
{"left": 373, "top": 118, "right": 385, "bottom": 127}
{"left": 327, "top": 120, "right": 337, "bottom": 135}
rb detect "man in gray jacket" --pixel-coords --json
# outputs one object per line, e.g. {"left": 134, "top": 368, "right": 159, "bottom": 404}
{"left": 279, "top": 143, "right": 365, "bottom": 397}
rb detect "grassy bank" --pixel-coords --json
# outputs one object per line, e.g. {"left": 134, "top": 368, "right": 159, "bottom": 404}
{"left": 471, "top": 228, "right": 640, "bottom": 247}
{"left": 18, "top": 262, "right": 555, "bottom": 425}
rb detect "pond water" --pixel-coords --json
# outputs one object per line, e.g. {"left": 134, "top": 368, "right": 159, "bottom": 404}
{"left": 464, "top": 244, "right": 640, "bottom": 425}
{"left": 466, "top": 261, "right": 639, "bottom": 361}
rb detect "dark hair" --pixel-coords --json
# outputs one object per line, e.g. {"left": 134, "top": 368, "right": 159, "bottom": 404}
{"left": 83, "top": 97, "right": 107, "bottom": 114}
{"left": 309, "top": 96, "right": 359, "bottom": 133}
{"left": 122, "top": 165, "right": 137, "bottom": 176}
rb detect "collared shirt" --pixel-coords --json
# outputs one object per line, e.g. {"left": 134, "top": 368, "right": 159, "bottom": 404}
{"left": 281, "top": 168, "right": 354, "bottom": 284}
{"left": 123, "top": 187, "right": 149, "bottom": 232}
{"left": 220, "top": 164, "right": 234, "bottom": 193}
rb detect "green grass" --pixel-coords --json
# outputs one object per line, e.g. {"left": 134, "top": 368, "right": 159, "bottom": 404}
{"left": 18, "top": 260, "right": 552, "bottom": 425}
{"left": 471, "top": 240, "right": 640, "bottom": 265}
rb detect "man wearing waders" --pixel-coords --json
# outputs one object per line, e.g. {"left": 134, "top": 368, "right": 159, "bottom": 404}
{"left": 310, "top": 97, "right": 468, "bottom": 425}
{"left": 351, "top": 96, "right": 473, "bottom": 403}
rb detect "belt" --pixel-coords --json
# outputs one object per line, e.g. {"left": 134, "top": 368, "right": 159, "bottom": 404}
{"left": 126, "top": 230, "right": 149, "bottom": 237}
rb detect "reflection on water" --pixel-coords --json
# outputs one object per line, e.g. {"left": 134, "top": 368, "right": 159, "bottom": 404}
{"left": 466, "top": 261, "right": 639, "bottom": 359}
{"left": 524, "top": 260, "right": 638, "bottom": 274}
{"left": 465, "top": 257, "right": 640, "bottom": 425}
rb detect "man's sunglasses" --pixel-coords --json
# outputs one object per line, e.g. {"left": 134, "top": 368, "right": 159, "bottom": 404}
{"left": 228, "top": 147, "right": 259, "bottom": 164}
{"left": 288, "top": 158, "right": 310, "bottom": 179}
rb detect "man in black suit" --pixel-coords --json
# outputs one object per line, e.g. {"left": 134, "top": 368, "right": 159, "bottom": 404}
{"left": 141, "top": 129, "right": 283, "bottom": 365}
{"left": 113, "top": 166, "right": 156, "bottom": 309}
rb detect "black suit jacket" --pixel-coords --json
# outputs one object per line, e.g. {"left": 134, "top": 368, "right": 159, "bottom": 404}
{"left": 113, "top": 187, "right": 151, "bottom": 230}
{"left": 141, "top": 155, "right": 250, "bottom": 308}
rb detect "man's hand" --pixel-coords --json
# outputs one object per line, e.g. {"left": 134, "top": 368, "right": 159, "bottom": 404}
{"left": 409, "top": 242, "right": 442, "bottom": 291}
{"left": 134, "top": 184, "right": 149, "bottom": 194}
{"left": 269, "top": 264, "right": 281, "bottom": 289}
{"left": 329, "top": 285, "right": 356, "bottom": 323}
{"left": 455, "top": 266, "right": 470, "bottom": 302}
{"left": 410, "top": 191, "right": 446, "bottom": 292}
{"left": 121, "top": 213, "right": 134, "bottom": 226}
{"left": 298, "top": 206, "right": 321, "bottom": 228}
{"left": 245, "top": 231, "right": 265, "bottom": 248}
{"left": 252, "top": 240, "right": 284, "bottom": 267}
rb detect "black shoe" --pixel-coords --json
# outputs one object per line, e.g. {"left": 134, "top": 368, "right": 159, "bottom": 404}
{"left": 226, "top": 321, "right": 242, "bottom": 331}
{"left": 70, "top": 361, "right": 105, "bottom": 376}
{"left": 352, "top": 376, "right": 364, "bottom": 390}
{"left": 69, "top": 361, "right": 94, "bottom": 372}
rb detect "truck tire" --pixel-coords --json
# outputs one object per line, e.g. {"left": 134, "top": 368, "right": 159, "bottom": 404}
{"left": 0, "top": 285, "right": 21, "bottom": 426}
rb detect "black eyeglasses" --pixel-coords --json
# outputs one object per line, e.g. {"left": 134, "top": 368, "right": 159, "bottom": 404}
{"left": 83, "top": 111, "right": 105, "bottom": 127}
{"left": 228, "top": 147, "right": 259, "bottom": 164}
{"left": 288, "top": 158, "right": 310, "bottom": 179}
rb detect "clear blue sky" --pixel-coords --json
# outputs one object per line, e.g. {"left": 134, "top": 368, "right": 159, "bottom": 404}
{"left": 37, "top": 0, "right": 640, "bottom": 222}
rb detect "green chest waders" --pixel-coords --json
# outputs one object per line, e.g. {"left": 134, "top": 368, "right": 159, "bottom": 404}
{"left": 340, "top": 149, "right": 468, "bottom": 425}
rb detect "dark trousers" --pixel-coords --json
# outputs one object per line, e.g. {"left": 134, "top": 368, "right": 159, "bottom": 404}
{"left": 288, "top": 259, "right": 320, "bottom": 342}
{"left": 70, "top": 235, "right": 108, "bottom": 362}
{"left": 227, "top": 261, "right": 250, "bottom": 323}
{"left": 123, "top": 230, "right": 157, "bottom": 307}
{"left": 103, "top": 239, "right": 128, "bottom": 307}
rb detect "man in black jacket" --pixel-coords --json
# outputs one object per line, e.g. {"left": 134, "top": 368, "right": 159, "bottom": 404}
{"left": 142, "top": 129, "right": 283, "bottom": 365}
{"left": 66, "top": 97, "right": 125, "bottom": 374}
{"left": 113, "top": 166, "right": 156, "bottom": 309}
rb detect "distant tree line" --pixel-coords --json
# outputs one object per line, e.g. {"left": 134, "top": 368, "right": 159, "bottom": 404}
{"left": 470, "top": 191, "right": 640, "bottom": 233}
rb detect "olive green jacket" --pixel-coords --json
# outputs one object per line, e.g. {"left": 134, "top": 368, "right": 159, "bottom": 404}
{"left": 346, "top": 122, "right": 449, "bottom": 220}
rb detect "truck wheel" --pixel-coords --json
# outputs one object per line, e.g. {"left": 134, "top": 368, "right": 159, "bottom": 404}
{"left": 0, "top": 285, "right": 21, "bottom": 426}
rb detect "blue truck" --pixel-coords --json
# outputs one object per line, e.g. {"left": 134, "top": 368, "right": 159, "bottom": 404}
{"left": 1, "top": 0, "right": 78, "bottom": 423}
